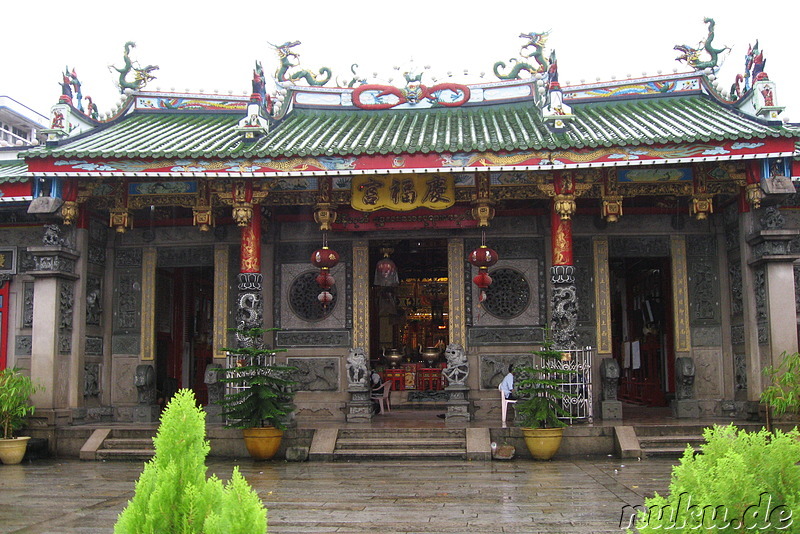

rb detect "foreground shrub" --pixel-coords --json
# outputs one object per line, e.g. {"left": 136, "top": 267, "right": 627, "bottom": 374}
{"left": 632, "top": 425, "right": 800, "bottom": 533}
{"left": 114, "top": 389, "right": 267, "bottom": 534}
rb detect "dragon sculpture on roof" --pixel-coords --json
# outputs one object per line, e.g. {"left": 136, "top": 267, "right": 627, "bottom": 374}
{"left": 110, "top": 41, "right": 159, "bottom": 93}
{"left": 494, "top": 31, "right": 550, "bottom": 80}
{"left": 271, "top": 41, "right": 332, "bottom": 86}
{"left": 674, "top": 18, "right": 729, "bottom": 71}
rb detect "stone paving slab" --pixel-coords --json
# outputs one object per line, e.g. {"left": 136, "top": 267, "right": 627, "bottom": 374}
{"left": 0, "top": 457, "right": 676, "bottom": 533}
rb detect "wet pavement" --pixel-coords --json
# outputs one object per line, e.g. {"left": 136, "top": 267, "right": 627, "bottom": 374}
{"left": 0, "top": 456, "right": 676, "bottom": 533}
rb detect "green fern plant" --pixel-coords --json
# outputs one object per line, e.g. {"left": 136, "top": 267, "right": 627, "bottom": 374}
{"left": 514, "top": 334, "right": 580, "bottom": 429}
{"left": 216, "top": 328, "right": 297, "bottom": 430}
{"left": 114, "top": 388, "right": 267, "bottom": 534}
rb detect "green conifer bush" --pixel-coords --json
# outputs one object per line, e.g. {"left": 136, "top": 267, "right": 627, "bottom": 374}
{"left": 632, "top": 424, "right": 800, "bottom": 533}
{"left": 114, "top": 389, "right": 267, "bottom": 534}
{"left": 761, "top": 351, "right": 800, "bottom": 422}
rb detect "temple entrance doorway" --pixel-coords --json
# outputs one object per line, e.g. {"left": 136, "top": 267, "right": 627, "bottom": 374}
{"left": 369, "top": 239, "right": 449, "bottom": 397}
{"left": 154, "top": 266, "right": 214, "bottom": 407}
{"left": 610, "top": 257, "right": 675, "bottom": 407}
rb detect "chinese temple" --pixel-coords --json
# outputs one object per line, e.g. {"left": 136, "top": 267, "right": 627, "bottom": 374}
{"left": 2, "top": 23, "right": 799, "bottom": 443}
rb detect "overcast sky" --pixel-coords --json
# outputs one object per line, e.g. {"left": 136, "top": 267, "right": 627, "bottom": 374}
{"left": 3, "top": 0, "right": 798, "bottom": 124}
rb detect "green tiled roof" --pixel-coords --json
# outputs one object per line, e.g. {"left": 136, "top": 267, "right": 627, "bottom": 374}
{"left": 27, "top": 95, "right": 795, "bottom": 160}
{"left": 0, "top": 160, "right": 28, "bottom": 183}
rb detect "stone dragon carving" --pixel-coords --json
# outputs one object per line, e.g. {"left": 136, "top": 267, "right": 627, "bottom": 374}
{"left": 271, "top": 41, "right": 332, "bottom": 86}
{"left": 110, "top": 41, "right": 159, "bottom": 93}
{"left": 441, "top": 343, "right": 469, "bottom": 386}
{"left": 494, "top": 31, "right": 550, "bottom": 80}
{"left": 674, "top": 18, "right": 729, "bottom": 71}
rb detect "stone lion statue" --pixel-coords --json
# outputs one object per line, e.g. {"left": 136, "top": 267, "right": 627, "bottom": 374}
{"left": 442, "top": 343, "right": 468, "bottom": 386}
{"left": 346, "top": 347, "right": 369, "bottom": 387}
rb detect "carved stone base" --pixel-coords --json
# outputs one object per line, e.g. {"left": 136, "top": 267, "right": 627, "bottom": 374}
{"left": 670, "top": 399, "right": 699, "bottom": 419}
{"left": 445, "top": 385, "right": 472, "bottom": 423}
{"left": 601, "top": 400, "right": 623, "bottom": 420}
{"left": 204, "top": 404, "right": 223, "bottom": 424}
{"left": 346, "top": 387, "right": 374, "bottom": 423}
{"left": 133, "top": 404, "right": 160, "bottom": 423}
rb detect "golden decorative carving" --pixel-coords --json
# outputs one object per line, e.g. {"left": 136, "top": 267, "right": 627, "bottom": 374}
{"left": 213, "top": 246, "right": 229, "bottom": 358}
{"left": 553, "top": 193, "right": 576, "bottom": 220}
{"left": 232, "top": 203, "right": 253, "bottom": 227}
{"left": 618, "top": 182, "right": 692, "bottom": 196}
{"left": 60, "top": 201, "right": 79, "bottom": 225}
{"left": 109, "top": 208, "right": 131, "bottom": 233}
{"left": 447, "top": 239, "right": 467, "bottom": 348}
{"left": 670, "top": 235, "right": 691, "bottom": 352}
{"left": 141, "top": 247, "right": 157, "bottom": 361}
{"left": 602, "top": 195, "right": 623, "bottom": 222}
{"left": 353, "top": 241, "right": 370, "bottom": 350}
{"left": 690, "top": 193, "right": 713, "bottom": 220}
{"left": 745, "top": 182, "right": 763, "bottom": 209}
{"left": 314, "top": 202, "right": 338, "bottom": 231}
{"left": 593, "top": 238, "right": 612, "bottom": 354}
{"left": 192, "top": 207, "right": 213, "bottom": 231}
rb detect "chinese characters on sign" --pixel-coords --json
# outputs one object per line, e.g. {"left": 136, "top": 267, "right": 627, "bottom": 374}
{"left": 351, "top": 174, "right": 455, "bottom": 212}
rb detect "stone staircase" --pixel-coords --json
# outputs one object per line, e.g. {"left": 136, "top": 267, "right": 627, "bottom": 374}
{"left": 80, "top": 428, "right": 156, "bottom": 461}
{"left": 616, "top": 422, "right": 768, "bottom": 459}
{"left": 334, "top": 428, "right": 468, "bottom": 460}
{"left": 309, "top": 427, "right": 490, "bottom": 461}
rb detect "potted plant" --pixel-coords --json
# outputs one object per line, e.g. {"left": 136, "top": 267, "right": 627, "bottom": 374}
{"left": 216, "top": 328, "right": 297, "bottom": 460}
{"left": 514, "top": 334, "right": 579, "bottom": 460}
{"left": 0, "top": 367, "right": 40, "bottom": 465}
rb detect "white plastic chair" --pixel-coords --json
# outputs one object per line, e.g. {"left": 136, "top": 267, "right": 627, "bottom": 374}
{"left": 371, "top": 380, "right": 392, "bottom": 414}
{"left": 499, "top": 384, "right": 517, "bottom": 427}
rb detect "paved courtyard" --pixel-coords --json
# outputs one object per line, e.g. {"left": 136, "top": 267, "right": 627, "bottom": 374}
{"left": 0, "top": 456, "right": 676, "bottom": 533}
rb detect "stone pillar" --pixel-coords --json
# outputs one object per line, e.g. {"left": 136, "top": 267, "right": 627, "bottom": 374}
{"left": 747, "top": 226, "right": 800, "bottom": 397}
{"left": 550, "top": 171, "right": 578, "bottom": 349}
{"left": 352, "top": 241, "right": 370, "bottom": 352}
{"left": 28, "top": 241, "right": 79, "bottom": 440}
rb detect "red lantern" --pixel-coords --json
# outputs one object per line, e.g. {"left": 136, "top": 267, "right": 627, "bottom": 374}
{"left": 316, "top": 269, "right": 335, "bottom": 290}
{"left": 311, "top": 246, "right": 339, "bottom": 269}
{"left": 318, "top": 291, "right": 334, "bottom": 305}
{"left": 374, "top": 257, "right": 399, "bottom": 287}
{"left": 468, "top": 245, "right": 499, "bottom": 269}
{"left": 473, "top": 270, "right": 493, "bottom": 289}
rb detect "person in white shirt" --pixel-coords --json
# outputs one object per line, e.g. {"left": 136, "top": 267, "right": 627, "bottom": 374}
{"left": 499, "top": 364, "right": 516, "bottom": 400}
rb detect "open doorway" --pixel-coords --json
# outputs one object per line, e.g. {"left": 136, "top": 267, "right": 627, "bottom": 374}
{"left": 155, "top": 266, "right": 214, "bottom": 407}
{"left": 610, "top": 257, "right": 674, "bottom": 406}
{"left": 369, "top": 239, "right": 449, "bottom": 374}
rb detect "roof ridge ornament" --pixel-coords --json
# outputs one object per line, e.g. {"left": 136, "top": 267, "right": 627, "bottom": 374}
{"left": 109, "top": 41, "right": 159, "bottom": 94}
{"left": 270, "top": 41, "right": 332, "bottom": 87}
{"left": 494, "top": 31, "right": 550, "bottom": 80}
{"left": 541, "top": 50, "right": 574, "bottom": 131}
{"left": 235, "top": 61, "right": 273, "bottom": 141}
{"left": 674, "top": 18, "right": 729, "bottom": 72}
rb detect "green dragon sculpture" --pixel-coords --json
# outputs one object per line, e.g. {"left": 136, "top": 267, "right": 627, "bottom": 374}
{"left": 271, "top": 41, "right": 332, "bottom": 86}
{"left": 110, "top": 41, "right": 159, "bottom": 93}
{"left": 494, "top": 31, "right": 550, "bottom": 80}
{"left": 674, "top": 18, "right": 729, "bottom": 71}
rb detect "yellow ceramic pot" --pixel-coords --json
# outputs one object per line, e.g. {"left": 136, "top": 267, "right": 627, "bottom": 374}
{"left": 0, "top": 436, "right": 31, "bottom": 465}
{"left": 242, "top": 427, "right": 283, "bottom": 460}
{"left": 521, "top": 427, "right": 563, "bottom": 460}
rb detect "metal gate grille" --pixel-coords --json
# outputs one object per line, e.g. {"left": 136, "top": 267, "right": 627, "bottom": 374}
{"left": 555, "top": 346, "right": 593, "bottom": 424}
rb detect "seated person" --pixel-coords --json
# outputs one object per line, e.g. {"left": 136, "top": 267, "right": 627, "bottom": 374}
{"left": 370, "top": 369, "right": 384, "bottom": 414}
{"left": 499, "top": 364, "right": 516, "bottom": 400}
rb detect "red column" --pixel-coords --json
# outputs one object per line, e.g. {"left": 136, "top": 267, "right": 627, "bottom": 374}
{"left": 240, "top": 206, "right": 261, "bottom": 273}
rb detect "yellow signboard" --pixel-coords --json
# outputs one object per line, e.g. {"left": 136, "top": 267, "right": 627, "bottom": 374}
{"left": 351, "top": 174, "right": 455, "bottom": 212}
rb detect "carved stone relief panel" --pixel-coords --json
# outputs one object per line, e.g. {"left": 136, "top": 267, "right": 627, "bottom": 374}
{"left": 85, "top": 336, "right": 104, "bottom": 355}
{"left": 287, "top": 357, "right": 339, "bottom": 391}
{"left": 468, "top": 327, "right": 542, "bottom": 346}
{"left": 730, "top": 324, "right": 745, "bottom": 345}
{"left": 114, "top": 271, "right": 142, "bottom": 332}
{"left": 84, "top": 363, "right": 101, "bottom": 397}
{"left": 111, "top": 335, "right": 140, "bottom": 355}
{"left": 692, "top": 348, "right": 722, "bottom": 398}
{"left": 86, "top": 276, "right": 102, "bottom": 326}
{"left": 280, "top": 263, "right": 347, "bottom": 330}
{"left": 15, "top": 335, "right": 31, "bottom": 355}
{"left": 59, "top": 281, "right": 74, "bottom": 354}
{"left": 754, "top": 267, "right": 766, "bottom": 322}
{"left": 734, "top": 351, "right": 747, "bottom": 391}
{"left": 687, "top": 257, "right": 718, "bottom": 324}
{"left": 479, "top": 353, "right": 535, "bottom": 389}
{"left": 115, "top": 248, "right": 142, "bottom": 268}
{"left": 276, "top": 330, "right": 350, "bottom": 347}
{"left": 729, "top": 259, "right": 743, "bottom": 317}
{"left": 691, "top": 327, "right": 722, "bottom": 347}
{"left": 573, "top": 243, "right": 594, "bottom": 326}
{"left": 111, "top": 356, "right": 139, "bottom": 404}
{"left": 22, "top": 282, "right": 33, "bottom": 328}
{"left": 157, "top": 246, "right": 214, "bottom": 268}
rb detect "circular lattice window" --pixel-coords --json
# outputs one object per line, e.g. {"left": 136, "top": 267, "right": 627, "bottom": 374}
{"left": 482, "top": 267, "right": 530, "bottom": 319}
{"left": 288, "top": 271, "right": 338, "bottom": 321}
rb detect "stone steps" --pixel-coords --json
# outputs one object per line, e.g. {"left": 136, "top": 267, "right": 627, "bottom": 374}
{"left": 80, "top": 428, "right": 156, "bottom": 461}
{"left": 332, "top": 428, "right": 468, "bottom": 460}
{"left": 639, "top": 435, "right": 703, "bottom": 458}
